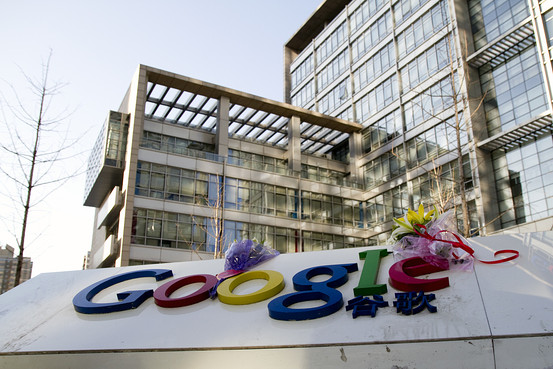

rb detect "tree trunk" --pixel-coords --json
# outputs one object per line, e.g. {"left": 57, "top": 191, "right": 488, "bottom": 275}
{"left": 14, "top": 84, "right": 45, "bottom": 286}
{"left": 450, "top": 71, "right": 471, "bottom": 238}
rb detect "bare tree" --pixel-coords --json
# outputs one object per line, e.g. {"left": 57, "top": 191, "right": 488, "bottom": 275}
{"left": 206, "top": 171, "right": 226, "bottom": 259}
{"left": 447, "top": 34, "right": 471, "bottom": 238}
{"left": 396, "top": 32, "right": 486, "bottom": 238}
{"left": 180, "top": 172, "right": 226, "bottom": 260}
{"left": 195, "top": 177, "right": 226, "bottom": 260}
{"left": 428, "top": 158, "right": 456, "bottom": 213}
{"left": 0, "top": 53, "right": 82, "bottom": 286}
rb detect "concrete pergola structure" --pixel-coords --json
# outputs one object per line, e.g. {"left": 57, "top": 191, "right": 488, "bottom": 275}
{"left": 91, "top": 65, "right": 365, "bottom": 267}
{"left": 142, "top": 65, "right": 364, "bottom": 178}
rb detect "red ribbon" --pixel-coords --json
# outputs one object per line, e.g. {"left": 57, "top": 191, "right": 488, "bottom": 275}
{"left": 412, "top": 224, "right": 519, "bottom": 265}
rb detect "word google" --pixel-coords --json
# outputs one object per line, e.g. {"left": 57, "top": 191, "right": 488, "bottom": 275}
{"left": 73, "top": 249, "right": 449, "bottom": 321}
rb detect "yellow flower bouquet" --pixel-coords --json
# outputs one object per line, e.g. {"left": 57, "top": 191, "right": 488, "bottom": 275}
{"left": 389, "top": 204, "right": 473, "bottom": 271}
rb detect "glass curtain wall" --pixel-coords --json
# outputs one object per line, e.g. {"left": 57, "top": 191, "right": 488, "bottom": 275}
{"left": 288, "top": 0, "right": 480, "bottom": 243}
{"left": 131, "top": 208, "right": 364, "bottom": 254}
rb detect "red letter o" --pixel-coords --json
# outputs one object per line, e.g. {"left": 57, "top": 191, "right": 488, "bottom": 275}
{"left": 154, "top": 274, "right": 217, "bottom": 308}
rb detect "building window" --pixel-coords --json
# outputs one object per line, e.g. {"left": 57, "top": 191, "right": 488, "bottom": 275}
{"left": 350, "top": 0, "right": 387, "bottom": 34}
{"left": 468, "top": 0, "right": 529, "bottom": 50}
{"left": 301, "top": 192, "right": 331, "bottom": 224}
{"left": 403, "top": 76, "right": 455, "bottom": 131}
{"left": 301, "top": 191, "right": 363, "bottom": 228}
{"left": 135, "top": 161, "right": 300, "bottom": 219}
{"left": 302, "top": 232, "right": 364, "bottom": 251}
{"left": 291, "top": 54, "right": 314, "bottom": 90}
{"left": 394, "top": 0, "right": 431, "bottom": 25}
{"left": 141, "top": 131, "right": 216, "bottom": 160}
{"left": 367, "top": 231, "right": 391, "bottom": 246}
{"left": 291, "top": 79, "right": 315, "bottom": 108}
{"left": 223, "top": 221, "right": 298, "bottom": 254}
{"left": 131, "top": 208, "right": 301, "bottom": 254}
{"left": 227, "top": 149, "right": 288, "bottom": 175}
{"left": 366, "top": 183, "right": 409, "bottom": 227}
{"left": 300, "top": 164, "right": 348, "bottom": 186}
{"left": 135, "top": 162, "right": 220, "bottom": 205}
{"left": 336, "top": 106, "right": 354, "bottom": 122}
{"left": 317, "top": 49, "right": 349, "bottom": 92}
{"left": 316, "top": 21, "right": 347, "bottom": 65}
{"left": 362, "top": 109, "right": 402, "bottom": 153}
{"left": 363, "top": 149, "right": 407, "bottom": 190}
{"left": 225, "top": 181, "right": 299, "bottom": 219}
{"left": 355, "top": 74, "right": 399, "bottom": 124}
{"left": 480, "top": 46, "right": 548, "bottom": 136}
{"left": 544, "top": 9, "right": 553, "bottom": 48}
{"left": 351, "top": 10, "right": 392, "bottom": 62}
{"left": 318, "top": 78, "right": 350, "bottom": 115}
{"left": 104, "top": 111, "right": 129, "bottom": 168}
{"left": 131, "top": 209, "right": 207, "bottom": 250}
{"left": 396, "top": 0, "right": 449, "bottom": 60}
{"left": 400, "top": 36, "right": 454, "bottom": 92}
{"left": 353, "top": 42, "right": 395, "bottom": 92}
{"left": 404, "top": 117, "right": 467, "bottom": 168}
{"left": 411, "top": 155, "right": 473, "bottom": 209}
{"left": 492, "top": 133, "right": 553, "bottom": 229}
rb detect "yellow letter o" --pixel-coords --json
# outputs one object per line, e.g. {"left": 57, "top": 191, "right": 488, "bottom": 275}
{"left": 217, "top": 270, "right": 285, "bottom": 305}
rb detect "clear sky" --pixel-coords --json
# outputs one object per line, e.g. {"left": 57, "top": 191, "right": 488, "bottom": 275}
{"left": 0, "top": 0, "right": 322, "bottom": 277}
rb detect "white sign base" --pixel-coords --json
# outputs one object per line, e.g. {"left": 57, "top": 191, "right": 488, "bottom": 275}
{"left": 1, "top": 232, "right": 553, "bottom": 368}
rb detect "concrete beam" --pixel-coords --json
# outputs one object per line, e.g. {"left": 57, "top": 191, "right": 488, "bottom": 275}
{"left": 143, "top": 65, "right": 362, "bottom": 134}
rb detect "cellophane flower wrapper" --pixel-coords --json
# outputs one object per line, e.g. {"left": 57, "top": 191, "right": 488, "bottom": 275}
{"left": 209, "top": 239, "right": 280, "bottom": 298}
{"left": 223, "top": 239, "right": 280, "bottom": 272}
{"left": 392, "top": 210, "right": 473, "bottom": 271}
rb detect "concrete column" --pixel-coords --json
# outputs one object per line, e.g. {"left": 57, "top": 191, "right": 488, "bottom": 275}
{"left": 474, "top": 146, "right": 501, "bottom": 234}
{"left": 216, "top": 96, "right": 230, "bottom": 158}
{"left": 288, "top": 115, "right": 301, "bottom": 172}
{"left": 453, "top": 0, "right": 501, "bottom": 234}
{"left": 283, "top": 47, "right": 296, "bottom": 104}
{"left": 118, "top": 65, "right": 148, "bottom": 267}
{"left": 529, "top": 0, "right": 553, "bottom": 111}
{"left": 348, "top": 131, "right": 363, "bottom": 183}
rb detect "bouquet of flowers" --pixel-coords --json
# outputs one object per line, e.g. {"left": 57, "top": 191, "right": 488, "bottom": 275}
{"left": 223, "top": 239, "right": 279, "bottom": 273}
{"left": 210, "top": 239, "right": 280, "bottom": 297}
{"left": 389, "top": 205, "right": 474, "bottom": 271}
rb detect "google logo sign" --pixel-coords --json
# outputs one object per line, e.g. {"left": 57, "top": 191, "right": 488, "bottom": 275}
{"left": 73, "top": 249, "right": 449, "bottom": 321}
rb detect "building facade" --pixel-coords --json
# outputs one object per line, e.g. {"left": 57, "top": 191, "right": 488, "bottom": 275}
{"left": 84, "top": 67, "right": 367, "bottom": 267}
{"left": 285, "top": 0, "right": 553, "bottom": 241}
{"left": 84, "top": 0, "right": 553, "bottom": 268}
{"left": 0, "top": 245, "right": 32, "bottom": 294}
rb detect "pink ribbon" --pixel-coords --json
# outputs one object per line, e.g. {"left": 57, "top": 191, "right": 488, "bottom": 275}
{"left": 412, "top": 224, "right": 519, "bottom": 264}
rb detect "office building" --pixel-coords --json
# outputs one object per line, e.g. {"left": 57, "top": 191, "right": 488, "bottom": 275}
{"left": 83, "top": 66, "right": 367, "bottom": 267}
{"left": 0, "top": 245, "right": 32, "bottom": 294}
{"left": 284, "top": 0, "right": 553, "bottom": 239}
{"left": 84, "top": 0, "right": 553, "bottom": 268}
